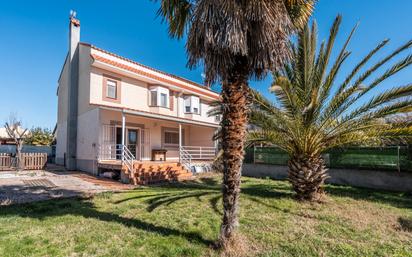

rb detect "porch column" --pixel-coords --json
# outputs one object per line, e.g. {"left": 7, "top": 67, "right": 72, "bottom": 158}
{"left": 179, "top": 123, "right": 182, "bottom": 162}
{"left": 121, "top": 111, "right": 126, "bottom": 161}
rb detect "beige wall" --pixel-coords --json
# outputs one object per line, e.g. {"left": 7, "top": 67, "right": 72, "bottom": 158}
{"left": 187, "top": 125, "right": 216, "bottom": 147}
{"left": 89, "top": 53, "right": 219, "bottom": 125}
{"left": 77, "top": 108, "right": 100, "bottom": 160}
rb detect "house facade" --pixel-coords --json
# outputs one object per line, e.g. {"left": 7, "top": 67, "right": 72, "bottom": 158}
{"left": 56, "top": 15, "right": 220, "bottom": 177}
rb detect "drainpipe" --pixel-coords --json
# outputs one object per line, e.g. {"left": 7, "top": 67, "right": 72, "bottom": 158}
{"left": 121, "top": 111, "right": 126, "bottom": 161}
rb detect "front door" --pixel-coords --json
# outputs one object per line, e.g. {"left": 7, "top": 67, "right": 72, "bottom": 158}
{"left": 115, "top": 127, "right": 140, "bottom": 160}
{"left": 115, "top": 128, "right": 122, "bottom": 160}
{"left": 127, "top": 129, "right": 139, "bottom": 159}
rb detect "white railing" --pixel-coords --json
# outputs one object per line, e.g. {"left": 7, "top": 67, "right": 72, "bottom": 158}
{"left": 179, "top": 146, "right": 192, "bottom": 171}
{"left": 179, "top": 146, "right": 216, "bottom": 171}
{"left": 98, "top": 144, "right": 120, "bottom": 160}
{"left": 180, "top": 146, "right": 216, "bottom": 160}
{"left": 122, "top": 145, "right": 135, "bottom": 173}
{"left": 98, "top": 144, "right": 135, "bottom": 173}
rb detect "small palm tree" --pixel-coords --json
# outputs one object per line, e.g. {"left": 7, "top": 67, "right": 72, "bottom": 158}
{"left": 153, "top": 0, "right": 315, "bottom": 246}
{"left": 248, "top": 15, "right": 412, "bottom": 201}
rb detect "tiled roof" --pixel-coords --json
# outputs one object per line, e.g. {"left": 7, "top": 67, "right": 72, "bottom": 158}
{"left": 81, "top": 43, "right": 220, "bottom": 99}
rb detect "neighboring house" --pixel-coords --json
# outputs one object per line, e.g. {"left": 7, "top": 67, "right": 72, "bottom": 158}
{"left": 0, "top": 127, "right": 28, "bottom": 145}
{"left": 0, "top": 128, "right": 14, "bottom": 145}
{"left": 56, "top": 14, "right": 220, "bottom": 181}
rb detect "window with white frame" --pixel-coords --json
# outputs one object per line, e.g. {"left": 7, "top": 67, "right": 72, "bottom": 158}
{"left": 150, "top": 90, "right": 157, "bottom": 106}
{"left": 160, "top": 93, "right": 168, "bottom": 107}
{"left": 149, "top": 86, "right": 169, "bottom": 108}
{"left": 106, "top": 80, "right": 117, "bottom": 99}
{"left": 184, "top": 95, "right": 201, "bottom": 114}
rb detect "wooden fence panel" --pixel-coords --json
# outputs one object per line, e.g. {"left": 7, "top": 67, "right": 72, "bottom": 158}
{"left": 0, "top": 153, "right": 11, "bottom": 171}
{"left": 22, "top": 153, "right": 47, "bottom": 170}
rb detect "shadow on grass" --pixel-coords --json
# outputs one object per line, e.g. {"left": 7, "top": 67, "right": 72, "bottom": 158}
{"left": 2, "top": 174, "right": 411, "bottom": 249}
{"left": 145, "top": 191, "right": 212, "bottom": 212}
{"left": 0, "top": 197, "right": 215, "bottom": 246}
{"left": 128, "top": 175, "right": 412, "bottom": 215}
{"left": 125, "top": 176, "right": 293, "bottom": 215}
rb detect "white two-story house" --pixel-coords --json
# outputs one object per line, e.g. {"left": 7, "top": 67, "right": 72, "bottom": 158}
{"left": 56, "top": 15, "right": 220, "bottom": 183}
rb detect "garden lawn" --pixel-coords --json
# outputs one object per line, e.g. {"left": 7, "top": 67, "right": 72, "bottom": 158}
{"left": 0, "top": 175, "right": 411, "bottom": 257}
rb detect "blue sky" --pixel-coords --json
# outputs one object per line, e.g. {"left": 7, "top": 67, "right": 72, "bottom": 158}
{"left": 0, "top": 0, "right": 411, "bottom": 129}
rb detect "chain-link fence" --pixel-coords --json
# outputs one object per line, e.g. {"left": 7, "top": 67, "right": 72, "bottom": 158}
{"left": 245, "top": 146, "right": 412, "bottom": 172}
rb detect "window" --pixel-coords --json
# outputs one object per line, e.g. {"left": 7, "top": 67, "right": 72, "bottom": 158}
{"left": 149, "top": 86, "right": 169, "bottom": 108}
{"left": 150, "top": 91, "right": 157, "bottom": 106}
{"left": 103, "top": 76, "right": 121, "bottom": 103}
{"left": 106, "top": 80, "right": 117, "bottom": 99}
{"left": 164, "top": 131, "right": 179, "bottom": 146}
{"left": 160, "top": 93, "right": 168, "bottom": 107}
{"left": 184, "top": 95, "right": 200, "bottom": 114}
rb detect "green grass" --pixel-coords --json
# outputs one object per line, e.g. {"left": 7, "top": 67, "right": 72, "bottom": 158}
{"left": 1, "top": 175, "right": 412, "bottom": 257}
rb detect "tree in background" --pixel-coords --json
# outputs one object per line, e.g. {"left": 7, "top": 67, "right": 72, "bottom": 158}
{"left": 153, "top": 0, "right": 315, "bottom": 247}
{"left": 248, "top": 16, "right": 412, "bottom": 201}
{"left": 24, "top": 127, "right": 53, "bottom": 146}
{"left": 4, "top": 115, "right": 28, "bottom": 170}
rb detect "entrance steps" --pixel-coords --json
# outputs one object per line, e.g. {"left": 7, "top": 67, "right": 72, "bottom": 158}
{"left": 117, "top": 162, "right": 191, "bottom": 185}
{"left": 98, "top": 160, "right": 193, "bottom": 185}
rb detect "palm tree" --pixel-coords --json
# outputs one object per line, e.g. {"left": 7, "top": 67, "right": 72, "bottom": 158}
{"left": 248, "top": 15, "right": 412, "bottom": 201}
{"left": 153, "top": 0, "right": 315, "bottom": 246}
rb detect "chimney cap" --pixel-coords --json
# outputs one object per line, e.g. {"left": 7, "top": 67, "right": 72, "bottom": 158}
{"left": 69, "top": 10, "right": 80, "bottom": 27}
{"left": 69, "top": 10, "right": 77, "bottom": 18}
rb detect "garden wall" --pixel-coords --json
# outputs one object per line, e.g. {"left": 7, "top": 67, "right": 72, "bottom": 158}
{"left": 0, "top": 145, "right": 52, "bottom": 154}
{"left": 0, "top": 145, "right": 54, "bottom": 163}
{"left": 245, "top": 146, "right": 412, "bottom": 172}
{"left": 242, "top": 164, "right": 412, "bottom": 192}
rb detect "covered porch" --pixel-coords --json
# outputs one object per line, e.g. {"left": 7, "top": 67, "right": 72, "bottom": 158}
{"left": 97, "top": 108, "right": 218, "bottom": 173}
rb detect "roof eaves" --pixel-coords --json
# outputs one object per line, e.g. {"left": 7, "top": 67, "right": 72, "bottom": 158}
{"left": 81, "top": 42, "right": 219, "bottom": 95}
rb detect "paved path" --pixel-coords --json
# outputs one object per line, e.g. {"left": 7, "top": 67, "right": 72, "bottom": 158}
{"left": 0, "top": 166, "right": 134, "bottom": 206}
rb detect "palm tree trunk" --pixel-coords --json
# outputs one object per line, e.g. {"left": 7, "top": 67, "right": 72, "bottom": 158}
{"left": 288, "top": 154, "right": 329, "bottom": 201}
{"left": 219, "top": 57, "right": 250, "bottom": 245}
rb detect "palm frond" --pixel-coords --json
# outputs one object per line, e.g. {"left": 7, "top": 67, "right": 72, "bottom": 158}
{"left": 248, "top": 15, "right": 412, "bottom": 157}
{"left": 154, "top": 0, "right": 193, "bottom": 39}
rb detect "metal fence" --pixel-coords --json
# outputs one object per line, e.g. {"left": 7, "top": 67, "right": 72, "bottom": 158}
{"left": 245, "top": 146, "right": 412, "bottom": 172}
